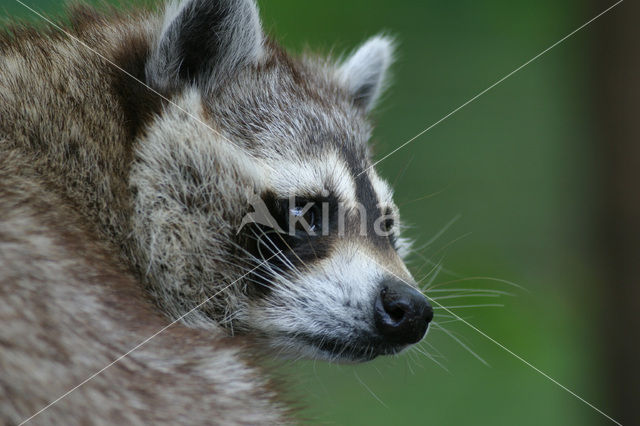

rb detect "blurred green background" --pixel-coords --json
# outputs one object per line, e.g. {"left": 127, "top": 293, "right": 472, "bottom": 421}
{"left": 1, "top": 0, "right": 624, "bottom": 424}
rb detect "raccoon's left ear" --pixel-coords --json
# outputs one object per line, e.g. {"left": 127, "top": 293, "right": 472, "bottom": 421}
{"left": 338, "top": 35, "right": 395, "bottom": 112}
{"left": 146, "top": 0, "right": 263, "bottom": 93}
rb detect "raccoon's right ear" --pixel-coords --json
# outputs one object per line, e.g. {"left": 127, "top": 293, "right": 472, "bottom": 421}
{"left": 146, "top": 0, "right": 263, "bottom": 93}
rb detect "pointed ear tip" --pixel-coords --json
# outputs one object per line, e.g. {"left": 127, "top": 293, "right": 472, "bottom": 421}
{"left": 363, "top": 34, "right": 397, "bottom": 60}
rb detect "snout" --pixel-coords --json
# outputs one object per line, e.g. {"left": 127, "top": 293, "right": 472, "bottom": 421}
{"left": 374, "top": 279, "right": 433, "bottom": 346}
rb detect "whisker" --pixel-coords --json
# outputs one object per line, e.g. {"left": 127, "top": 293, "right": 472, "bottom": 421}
{"left": 422, "top": 214, "right": 461, "bottom": 249}
{"left": 354, "top": 371, "right": 388, "bottom": 408}
{"left": 252, "top": 228, "right": 298, "bottom": 273}
{"left": 417, "top": 263, "right": 442, "bottom": 292}
{"left": 431, "top": 323, "right": 489, "bottom": 366}
{"left": 433, "top": 304, "right": 504, "bottom": 309}
{"left": 432, "top": 318, "right": 465, "bottom": 325}
{"left": 415, "top": 253, "right": 446, "bottom": 284}
{"left": 411, "top": 345, "right": 449, "bottom": 372}
{"left": 429, "top": 294, "right": 502, "bottom": 301}
{"left": 426, "top": 277, "right": 529, "bottom": 292}
{"left": 408, "top": 250, "right": 462, "bottom": 279}
{"left": 426, "top": 288, "right": 515, "bottom": 296}
{"left": 398, "top": 182, "right": 453, "bottom": 208}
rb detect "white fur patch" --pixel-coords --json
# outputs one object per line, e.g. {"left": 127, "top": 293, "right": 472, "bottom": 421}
{"left": 265, "top": 150, "right": 357, "bottom": 206}
{"left": 368, "top": 170, "right": 394, "bottom": 206}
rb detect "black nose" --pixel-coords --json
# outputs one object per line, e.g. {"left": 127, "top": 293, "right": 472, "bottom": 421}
{"left": 374, "top": 279, "right": 433, "bottom": 345}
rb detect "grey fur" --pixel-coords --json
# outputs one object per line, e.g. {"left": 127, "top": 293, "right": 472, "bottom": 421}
{"left": 0, "top": 0, "right": 417, "bottom": 423}
{"left": 146, "top": 0, "right": 264, "bottom": 92}
{"left": 0, "top": 156, "right": 287, "bottom": 425}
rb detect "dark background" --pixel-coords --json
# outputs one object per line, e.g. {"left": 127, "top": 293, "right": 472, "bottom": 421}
{"left": 2, "top": 1, "right": 636, "bottom": 424}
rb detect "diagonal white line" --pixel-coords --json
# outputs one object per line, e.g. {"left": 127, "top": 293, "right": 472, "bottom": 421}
{"left": 358, "top": 0, "right": 624, "bottom": 177}
{"left": 375, "top": 260, "right": 622, "bottom": 426}
{"left": 18, "top": 253, "right": 279, "bottom": 425}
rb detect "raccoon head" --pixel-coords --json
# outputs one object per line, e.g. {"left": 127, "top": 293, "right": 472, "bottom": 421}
{"left": 130, "top": 0, "right": 432, "bottom": 362}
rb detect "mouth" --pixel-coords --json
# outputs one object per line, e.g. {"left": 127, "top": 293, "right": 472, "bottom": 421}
{"left": 290, "top": 333, "right": 410, "bottom": 363}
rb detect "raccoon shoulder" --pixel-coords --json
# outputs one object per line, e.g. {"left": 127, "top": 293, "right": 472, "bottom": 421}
{"left": 0, "top": 151, "right": 290, "bottom": 425}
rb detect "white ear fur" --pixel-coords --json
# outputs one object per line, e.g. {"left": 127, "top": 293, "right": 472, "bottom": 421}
{"left": 338, "top": 35, "right": 395, "bottom": 112}
{"left": 147, "top": 0, "right": 263, "bottom": 93}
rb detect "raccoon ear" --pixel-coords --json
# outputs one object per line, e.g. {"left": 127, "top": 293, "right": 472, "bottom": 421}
{"left": 338, "top": 35, "right": 395, "bottom": 112}
{"left": 146, "top": 0, "right": 263, "bottom": 92}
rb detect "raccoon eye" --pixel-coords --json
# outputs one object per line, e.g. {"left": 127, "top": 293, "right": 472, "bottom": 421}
{"left": 380, "top": 209, "right": 398, "bottom": 249}
{"left": 287, "top": 200, "right": 321, "bottom": 234}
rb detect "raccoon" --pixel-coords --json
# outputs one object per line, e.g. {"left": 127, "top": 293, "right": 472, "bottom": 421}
{"left": 0, "top": 0, "right": 433, "bottom": 423}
